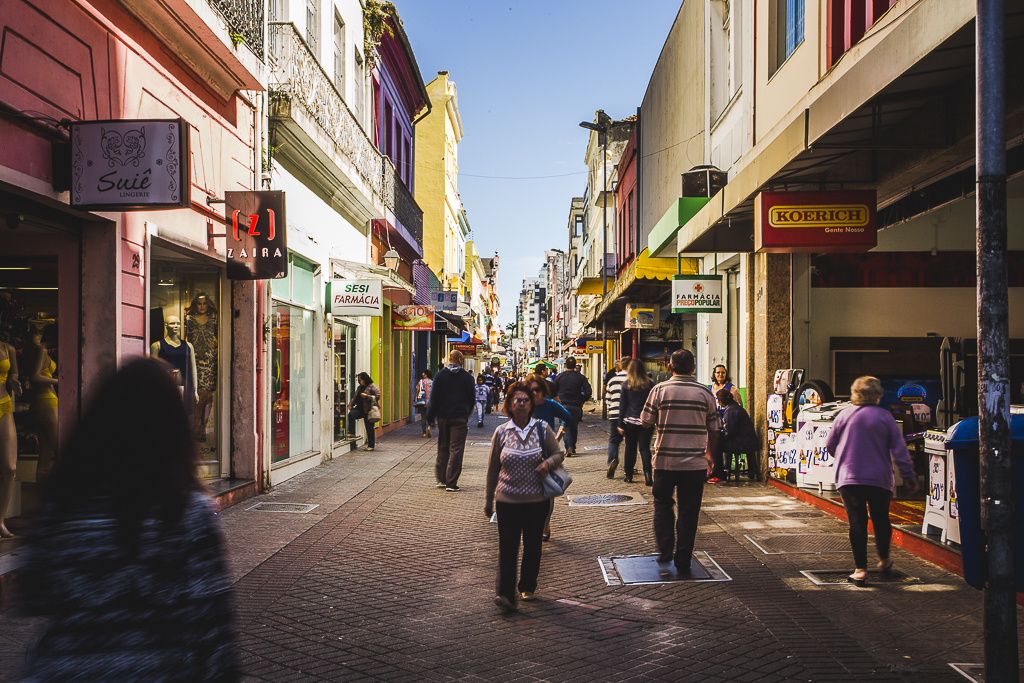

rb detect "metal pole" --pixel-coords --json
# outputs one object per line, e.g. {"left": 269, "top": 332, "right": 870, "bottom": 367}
{"left": 976, "top": 0, "right": 1016, "bottom": 677}
{"left": 601, "top": 129, "right": 608, "bottom": 419}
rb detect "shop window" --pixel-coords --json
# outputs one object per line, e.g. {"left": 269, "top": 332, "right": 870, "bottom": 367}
{"left": 149, "top": 260, "right": 223, "bottom": 477}
{"left": 769, "top": 0, "right": 804, "bottom": 75}
{"left": 291, "top": 256, "right": 317, "bottom": 306}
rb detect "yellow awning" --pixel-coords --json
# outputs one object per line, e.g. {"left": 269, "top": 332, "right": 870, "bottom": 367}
{"left": 575, "top": 277, "right": 604, "bottom": 296}
{"left": 593, "top": 249, "right": 699, "bottom": 321}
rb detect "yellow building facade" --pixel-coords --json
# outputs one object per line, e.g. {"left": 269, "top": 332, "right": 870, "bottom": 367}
{"left": 414, "top": 71, "right": 466, "bottom": 295}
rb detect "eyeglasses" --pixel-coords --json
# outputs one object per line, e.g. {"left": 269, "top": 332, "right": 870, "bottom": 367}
{"left": 512, "top": 397, "right": 532, "bottom": 405}
{"left": 529, "top": 385, "right": 542, "bottom": 393}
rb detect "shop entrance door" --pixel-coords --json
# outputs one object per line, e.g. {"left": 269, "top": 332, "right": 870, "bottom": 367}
{"left": 333, "top": 321, "right": 356, "bottom": 444}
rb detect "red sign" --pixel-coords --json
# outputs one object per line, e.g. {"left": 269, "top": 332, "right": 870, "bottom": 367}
{"left": 452, "top": 343, "right": 479, "bottom": 355}
{"left": 391, "top": 305, "right": 434, "bottom": 331}
{"left": 755, "top": 190, "right": 877, "bottom": 253}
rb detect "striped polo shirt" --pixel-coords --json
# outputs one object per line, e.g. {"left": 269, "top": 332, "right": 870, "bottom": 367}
{"left": 606, "top": 371, "right": 627, "bottom": 420}
{"left": 640, "top": 374, "right": 720, "bottom": 471}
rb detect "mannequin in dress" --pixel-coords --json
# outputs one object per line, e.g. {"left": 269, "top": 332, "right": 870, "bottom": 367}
{"left": 150, "top": 315, "right": 198, "bottom": 414}
{"left": 0, "top": 340, "right": 22, "bottom": 537}
{"left": 185, "top": 293, "right": 218, "bottom": 442}
{"left": 29, "top": 323, "right": 58, "bottom": 481}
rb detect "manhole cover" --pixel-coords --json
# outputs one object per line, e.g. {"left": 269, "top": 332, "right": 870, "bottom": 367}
{"left": 598, "top": 552, "right": 731, "bottom": 585}
{"left": 470, "top": 442, "right": 492, "bottom": 446}
{"left": 771, "top": 510, "right": 825, "bottom": 519}
{"left": 801, "top": 569, "right": 922, "bottom": 585}
{"left": 247, "top": 502, "right": 319, "bottom": 513}
{"left": 568, "top": 493, "right": 646, "bottom": 507}
{"left": 745, "top": 534, "right": 850, "bottom": 554}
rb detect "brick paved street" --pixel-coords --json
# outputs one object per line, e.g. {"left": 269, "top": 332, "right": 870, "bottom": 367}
{"left": 2, "top": 407, "right": 1020, "bottom": 682}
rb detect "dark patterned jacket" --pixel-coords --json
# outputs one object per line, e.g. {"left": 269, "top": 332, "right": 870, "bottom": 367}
{"left": 19, "top": 491, "right": 238, "bottom": 682}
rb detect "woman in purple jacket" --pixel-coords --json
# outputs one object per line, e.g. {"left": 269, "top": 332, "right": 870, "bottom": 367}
{"left": 827, "top": 376, "right": 918, "bottom": 586}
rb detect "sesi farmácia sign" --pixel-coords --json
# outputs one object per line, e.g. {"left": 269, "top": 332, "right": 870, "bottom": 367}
{"left": 329, "top": 279, "right": 383, "bottom": 317}
{"left": 69, "top": 119, "right": 190, "bottom": 210}
{"left": 672, "top": 275, "right": 723, "bottom": 314}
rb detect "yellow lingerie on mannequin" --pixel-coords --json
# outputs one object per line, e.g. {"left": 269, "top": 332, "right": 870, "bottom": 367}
{"left": 31, "top": 357, "right": 57, "bottom": 411}
{"left": 0, "top": 358, "right": 11, "bottom": 417}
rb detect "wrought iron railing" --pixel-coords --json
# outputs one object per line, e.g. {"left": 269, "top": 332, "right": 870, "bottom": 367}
{"left": 383, "top": 158, "right": 423, "bottom": 245}
{"left": 269, "top": 22, "right": 382, "bottom": 198}
{"left": 209, "top": 0, "right": 264, "bottom": 60}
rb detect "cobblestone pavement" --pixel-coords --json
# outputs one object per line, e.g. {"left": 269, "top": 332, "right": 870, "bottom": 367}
{"left": 1, "top": 406, "right": 1020, "bottom": 682}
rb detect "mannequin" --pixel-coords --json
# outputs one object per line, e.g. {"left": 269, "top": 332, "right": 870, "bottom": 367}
{"left": 185, "top": 293, "right": 218, "bottom": 442}
{"left": 29, "top": 323, "right": 58, "bottom": 481}
{"left": 0, "top": 339, "right": 22, "bottom": 537}
{"left": 150, "top": 315, "right": 198, "bottom": 415}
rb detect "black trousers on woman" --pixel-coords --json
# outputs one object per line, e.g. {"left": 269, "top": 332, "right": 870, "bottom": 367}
{"left": 347, "top": 408, "right": 375, "bottom": 447}
{"left": 838, "top": 484, "right": 892, "bottom": 569}
{"left": 495, "top": 500, "right": 549, "bottom": 603}
{"left": 622, "top": 423, "right": 654, "bottom": 480}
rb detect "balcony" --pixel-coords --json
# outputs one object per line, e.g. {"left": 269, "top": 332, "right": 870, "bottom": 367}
{"left": 269, "top": 22, "right": 383, "bottom": 224}
{"left": 382, "top": 158, "right": 423, "bottom": 246}
{"left": 209, "top": 0, "right": 264, "bottom": 60}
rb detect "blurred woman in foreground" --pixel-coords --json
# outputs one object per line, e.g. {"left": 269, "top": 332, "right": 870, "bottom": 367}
{"left": 20, "top": 358, "right": 237, "bottom": 682}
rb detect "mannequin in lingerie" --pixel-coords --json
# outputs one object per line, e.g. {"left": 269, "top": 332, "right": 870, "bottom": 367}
{"left": 0, "top": 340, "right": 22, "bottom": 537}
{"left": 29, "top": 324, "right": 58, "bottom": 482}
{"left": 150, "top": 315, "right": 198, "bottom": 414}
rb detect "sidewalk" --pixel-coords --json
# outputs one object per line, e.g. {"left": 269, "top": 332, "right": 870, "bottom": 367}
{"left": 0, "top": 407, "right": 1016, "bottom": 682}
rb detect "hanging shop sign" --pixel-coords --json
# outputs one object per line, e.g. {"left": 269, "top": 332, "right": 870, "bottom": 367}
{"left": 225, "top": 191, "right": 288, "bottom": 280}
{"left": 671, "top": 275, "right": 723, "bottom": 313}
{"left": 431, "top": 290, "right": 458, "bottom": 311}
{"left": 754, "top": 190, "right": 878, "bottom": 253}
{"left": 330, "top": 279, "right": 383, "bottom": 317}
{"left": 69, "top": 118, "right": 191, "bottom": 210}
{"left": 625, "top": 304, "right": 659, "bottom": 329}
{"left": 452, "top": 342, "right": 479, "bottom": 354}
{"left": 434, "top": 314, "right": 460, "bottom": 335}
{"left": 585, "top": 341, "right": 604, "bottom": 354}
{"left": 391, "top": 305, "right": 435, "bottom": 331}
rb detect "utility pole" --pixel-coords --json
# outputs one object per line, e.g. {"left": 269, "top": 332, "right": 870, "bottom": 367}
{"left": 976, "top": 0, "right": 1016, "bottom": 677}
{"left": 579, "top": 118, "right": 609, "bottom": 417}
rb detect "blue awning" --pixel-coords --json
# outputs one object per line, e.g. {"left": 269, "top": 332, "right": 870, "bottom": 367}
{"left": 448, "top": 330, "right": 471, "bottom": 342}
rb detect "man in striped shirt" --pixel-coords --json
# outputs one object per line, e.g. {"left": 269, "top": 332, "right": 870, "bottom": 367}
{"left": 605, "top": 358, "right": 630, "bottom": 478}
{"left": 640, "top": 349, "right": 720, "bottom": 577}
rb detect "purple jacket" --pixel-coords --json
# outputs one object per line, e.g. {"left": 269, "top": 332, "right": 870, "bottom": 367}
{"left": 826, "top": 405, "right": 917, "bottom": 490}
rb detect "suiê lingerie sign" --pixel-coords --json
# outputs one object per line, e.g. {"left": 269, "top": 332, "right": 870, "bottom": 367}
{"left": 756, "top": 191, "right": 877, "bottom": 253}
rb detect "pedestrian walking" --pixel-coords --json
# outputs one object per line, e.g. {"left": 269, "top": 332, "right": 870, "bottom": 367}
{"left": 617, "top": 359, "right": 656, "bottom": 485}
{"left": 427, "top": 350, "right": 476, "bottom": 491}
{"left": 526, "top": 374, "right": 571, "bottom": 541}
{"left": 492, "top": 371, "right": 505, "bottom": 410}
{"left": 826, "top": 376, "right": 918, "bottom": 587}
{"left": 604, "top": 358, "right": 629, "bottom": 479}
{"left": 481, "top": 368, "right": 497, "bottom": 414}
{"left": 484, "top": 381, "right": 565, "bottom": 610}
{"left": 414, "top": 370, "right": 433, "bottom": 437}
{"left": 19, "top": 358, "right": 238, "bottom": 683}
{"left": 552, "top": 356, "right": 592, "bottom": 456}
{"left": 716, "top": 389, "right": 759, "bottom": 480}
{"left": 348, "top": 372, "right": 381, "bottom": 451}
{"left": 475, "top": 375, "right": 491, "bottom": 427}
{"left": 640, "top": 349, "right": 719, "bottom": 577}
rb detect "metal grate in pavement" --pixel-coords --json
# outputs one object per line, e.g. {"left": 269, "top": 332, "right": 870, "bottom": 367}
{"left": 949, "top": 663, "right": 1024, "bottom": 682}
{"left": 770, "top": 510, "right": 825, "bottom": 519}
{"left": 745, "top": 533, "right": 850, "bottom": 554}
{"left": 583, "top": 446, "right": 607, "bottom": 451}
{"left": 247, "top": 502, "right": 319, "bottom": 513}
{"left": 599, "top": 551, "right": 731, "bottom": 585}
{"left": 470, "top": 442, "right": 492, "bottom": 446}
{"left": 568, "top": 492, "right": 646, "bottom": 507}
{"left": 800, "top": 569, "right": 922, "bottom": 585}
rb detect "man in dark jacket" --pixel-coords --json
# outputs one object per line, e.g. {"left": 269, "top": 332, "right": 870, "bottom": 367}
{"left": 716, "top": 389, "right": 760, "bottom": 480}
{"left": 427, "top": 350, "right": 476, "bottom": 491}
{"left": 552, "top": 357, "right": 592, "bottom": 456}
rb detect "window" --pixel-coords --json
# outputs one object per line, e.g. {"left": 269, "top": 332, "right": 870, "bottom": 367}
{"left": 333, "top": 12, "right": 344, "bottom": 95}
{"left": 403, "top": 137, "right": 412, "bottom": 187}
{"left": 827, "top": 0, "right": 895, "bottom": 68}
{"left": 306, "top": 0, "right": 320, "bottom": 59}
{"left": 574, "top": 215, "right": 584, "bottom": 237}
{"left": 628, "top": 191, "right": 634, "bottom": 254}
{"left": 769, "top": 0, "right": 803, "bottom": 74}
{"left": 383, "top": 100, "right": 393, "bottom": 159}
{"left": 354, "top": 49, "right": 365, "bottom": 122}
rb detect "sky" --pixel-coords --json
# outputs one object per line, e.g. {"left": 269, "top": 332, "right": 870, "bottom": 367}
{"left": 397, "top": 0, "right": 684, "bottom": 329}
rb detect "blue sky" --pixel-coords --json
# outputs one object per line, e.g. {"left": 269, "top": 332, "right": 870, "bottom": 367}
{"left": 397, "top": 0, "right": 684, "bottom": 326}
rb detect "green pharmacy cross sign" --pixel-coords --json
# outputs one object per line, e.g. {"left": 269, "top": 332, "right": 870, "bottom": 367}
{"left": 671, "top": 274, "right": 723, "bottom": 314}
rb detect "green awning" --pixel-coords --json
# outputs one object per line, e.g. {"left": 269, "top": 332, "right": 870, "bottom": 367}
{"left": 648, "top": 197, "right": 711, "bottom": 257}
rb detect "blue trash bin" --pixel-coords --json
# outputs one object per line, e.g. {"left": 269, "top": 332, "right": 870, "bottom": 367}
{"left": 944, "top": 415, "right": 1024, "bottom": 590}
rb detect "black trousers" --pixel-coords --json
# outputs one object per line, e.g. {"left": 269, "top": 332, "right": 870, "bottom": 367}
{"left": 563, "top": 405, "right": 583, "bottom": 452}
{"left": 347, "top": 408, "right": 375, "bottom": 447}
{"left": 839, "top": 484, "right": 893, "bottom": 569}
{"left": 495, "top": 500, "right": 549, "bottom": 602}
{"left": 652, "top": 469, "right": 706, "bottom": 571}
{"left": 622, "top": 424, "right": 654, "bottom": 476}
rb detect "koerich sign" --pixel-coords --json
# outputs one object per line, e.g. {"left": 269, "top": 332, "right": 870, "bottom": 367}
{"left": 755, "top": 190, "right": 877, "bottom": 253}
{"left": 330, "top": 279, "right": 383, "bottom": 317}
{"left": 672, "top": 275, "right": 723, "bottom": 314}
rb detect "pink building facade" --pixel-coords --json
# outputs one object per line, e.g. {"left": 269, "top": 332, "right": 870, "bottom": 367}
{"left": 0, "top": 0, "right": 267, "bottom": 527}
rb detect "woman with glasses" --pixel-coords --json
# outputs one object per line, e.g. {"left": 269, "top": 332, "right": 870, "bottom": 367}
{"left": 484, "top": 381, "right": 565, "bottom": 611}
{"left": 525, "top": 374, "right": 571, "bottom": 541}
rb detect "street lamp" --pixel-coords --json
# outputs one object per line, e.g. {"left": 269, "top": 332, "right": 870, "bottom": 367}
{"left": 383, "top": 248, "right": 401, "bottom": 271}
{"left": 580, "top": 120, "right": 608, "bottom": 417}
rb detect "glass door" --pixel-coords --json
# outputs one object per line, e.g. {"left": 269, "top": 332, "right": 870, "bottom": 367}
{"left": 333, "top": 321, "right": 355, "bottom": 443}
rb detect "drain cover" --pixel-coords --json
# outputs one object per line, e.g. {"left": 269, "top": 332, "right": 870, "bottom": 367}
{"left": 569, "top": 493, "right": 646, "bottom": 507}
{"left": 745, "top": 534, "right": 850, "bottom": 554}
{"left": 599, "top": 552, "right": 731, "bottom": 585}
{"left": 801, "top": 569, "right": 922, "bottom": 585}
{"left": 247, "top": 502, "right": 319, "bottom": 513}
{"left": 583, "top": 446, "right": 607, "bottom": 451}
{"left": 770, "top": 510, "right": 825, "bottom": 519}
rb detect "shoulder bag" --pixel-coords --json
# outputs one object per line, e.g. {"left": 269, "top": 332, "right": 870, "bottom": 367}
{"left": 536, "top": 422, "right": 572, "bottom": 498}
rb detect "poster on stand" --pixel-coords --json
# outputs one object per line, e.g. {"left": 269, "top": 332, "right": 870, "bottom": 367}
{"left": 625, "top": 304, "right": 659, "bottom": 329}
